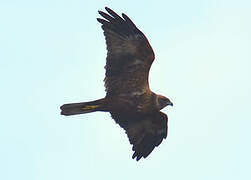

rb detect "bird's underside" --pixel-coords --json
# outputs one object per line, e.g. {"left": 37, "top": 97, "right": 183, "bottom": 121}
{"left": 60, "top": 7, "right": 172, "bottom": 161}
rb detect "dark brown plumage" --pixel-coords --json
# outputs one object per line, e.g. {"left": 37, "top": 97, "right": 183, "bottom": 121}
{"left": 60, "top": 7, "right": 173, "bottom": 161}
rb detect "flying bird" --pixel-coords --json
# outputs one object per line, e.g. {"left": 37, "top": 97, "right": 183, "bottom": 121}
{"left": 60, "top": 7, "right": 173, "bottom": 161}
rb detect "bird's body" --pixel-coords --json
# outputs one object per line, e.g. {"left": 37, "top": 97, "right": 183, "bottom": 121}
{"left": 60, "top": 7, "right": 173, "bottom": 161}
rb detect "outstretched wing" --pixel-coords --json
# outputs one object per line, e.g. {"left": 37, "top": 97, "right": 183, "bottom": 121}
{"left": 111, "top": 111, "right": 168, "bottom": 161}
{"left": 97, "top": 7, "right": 155, "bottom": 97}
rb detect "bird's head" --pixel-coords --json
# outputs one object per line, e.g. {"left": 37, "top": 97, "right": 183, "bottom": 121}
{"left": 156, "top": 95, "right": 173, "bottom": 110}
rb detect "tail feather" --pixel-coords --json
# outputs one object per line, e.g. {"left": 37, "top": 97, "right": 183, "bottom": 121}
{"left": 60, "top": 98, "right": 105, "bottom": 116}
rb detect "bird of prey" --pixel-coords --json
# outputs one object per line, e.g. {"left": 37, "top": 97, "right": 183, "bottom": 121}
{"left": 60, "top": 7, "right": 173, "bottom": 161}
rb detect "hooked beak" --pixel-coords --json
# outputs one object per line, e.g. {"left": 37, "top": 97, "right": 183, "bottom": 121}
{"left": 168, "top": 101, "right": 173, "bottom": 106}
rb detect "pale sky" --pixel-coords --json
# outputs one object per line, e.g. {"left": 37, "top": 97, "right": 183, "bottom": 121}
{"left": 1, "top": 0, "right": 251, "bottom": 180}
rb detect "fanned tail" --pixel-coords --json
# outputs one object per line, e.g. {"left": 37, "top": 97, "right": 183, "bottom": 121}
{"left": 60, "top": 98, "right": 106, "bottom": 116}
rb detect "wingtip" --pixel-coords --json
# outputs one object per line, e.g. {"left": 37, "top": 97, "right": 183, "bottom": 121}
{"left": 98, "top": 10, "right": 102, "bottom": 15}
{"left": 97, "top": 18, "right": 104, "bottom": 23}
{"left": 132, "top": 152, "right": 143, "bottom": 161}
{"left": 132, "top": 152, "right": 136, "bottom": 159}
{"left": 105, "top": 7, "right": 111, "bottom": 11}
{"left": 136, "top": 155, "right": 143, "bottom": 161}
{"left": 97, "top": 18, "right": 102, "bottom": 22}
{"left": 98, "top": 7, "right": 111, "bottom": 15}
